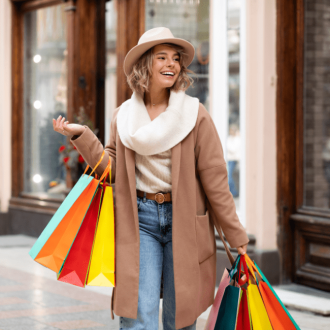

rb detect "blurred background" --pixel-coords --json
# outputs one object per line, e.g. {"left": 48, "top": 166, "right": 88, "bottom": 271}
{"left": 0, "top": 0, "right": 330, "bottom": 327}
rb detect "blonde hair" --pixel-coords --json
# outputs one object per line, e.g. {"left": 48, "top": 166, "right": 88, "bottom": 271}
{"left": 127, "top": 43, "right": 194, "bottom": 95}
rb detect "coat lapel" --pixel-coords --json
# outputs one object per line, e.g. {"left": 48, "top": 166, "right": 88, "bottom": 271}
{"left": 171, "top": 142, "right": 181, "bottom": 204}
{"left": 125, "top": 147, "right": 139, "bottom": 237}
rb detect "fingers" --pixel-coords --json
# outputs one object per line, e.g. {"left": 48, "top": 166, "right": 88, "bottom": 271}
{"left": 53, "top": 115, "right": 69, "bottom": 136}
{"left": 236, "top": 246, "right": 246, "bottom": 255}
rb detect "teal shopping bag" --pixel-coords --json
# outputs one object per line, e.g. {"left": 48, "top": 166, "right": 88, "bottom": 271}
{"left": 29, "top": 152, "right": 105, "bottom": 261}
{"left": 214, "top": 285, "right": 241, "bottom": 330}
{"left": 213, "top": 255, "right": 242, "bottom": 330}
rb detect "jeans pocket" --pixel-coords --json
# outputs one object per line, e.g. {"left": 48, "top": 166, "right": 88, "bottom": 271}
{"left": 137, "top": 197, "right": 143, "bottom": 211}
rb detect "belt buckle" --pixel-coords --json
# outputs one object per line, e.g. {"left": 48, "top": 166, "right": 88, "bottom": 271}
{"left": 155, "top": 192, "right": 165, "bottom": 204}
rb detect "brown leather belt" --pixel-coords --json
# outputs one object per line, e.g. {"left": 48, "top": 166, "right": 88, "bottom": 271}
{"left": 136, "top": 189, "right": 172, "bottom": 204}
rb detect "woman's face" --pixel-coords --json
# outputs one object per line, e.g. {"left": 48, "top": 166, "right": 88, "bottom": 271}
{"left": 150, "top": 44, "right": 181, "bottom": 90}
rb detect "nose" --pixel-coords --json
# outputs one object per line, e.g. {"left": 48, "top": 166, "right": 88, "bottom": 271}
{"left": 166, "top": 58, "right": 175, "bottom": 67}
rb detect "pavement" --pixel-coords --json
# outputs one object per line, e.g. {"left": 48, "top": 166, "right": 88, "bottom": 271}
{"left": 0, "top": 235, "right": 329, "bottom": 330}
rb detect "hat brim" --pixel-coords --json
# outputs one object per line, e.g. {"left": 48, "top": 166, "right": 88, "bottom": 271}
{"left": 123, "top": 37, "right": 195, "bottom": 76}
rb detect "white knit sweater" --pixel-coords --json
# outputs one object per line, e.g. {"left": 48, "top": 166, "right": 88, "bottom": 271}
{"left": 117, "top": 90, "right": 199, "bottom": 193}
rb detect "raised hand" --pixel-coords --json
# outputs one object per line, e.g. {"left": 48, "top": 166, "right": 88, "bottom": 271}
{"left": 52, "top": 115, "right": 85, "bottom": 137}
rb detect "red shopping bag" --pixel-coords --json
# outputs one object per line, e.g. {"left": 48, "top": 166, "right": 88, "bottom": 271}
{"left": 57, "top": 187, "right": 103, "bottom": 287}
{"left": 235, "top": 288, "right": 251, "bottom": 330}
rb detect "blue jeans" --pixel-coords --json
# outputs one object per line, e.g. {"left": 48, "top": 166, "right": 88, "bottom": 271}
{"left": 228, "top": 160, "right": 239, "bottom": 197}
{"left": 119, "top": 195, "right": 197, "bottom": 330}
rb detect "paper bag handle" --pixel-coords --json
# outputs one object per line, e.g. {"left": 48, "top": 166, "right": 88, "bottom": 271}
{"left": 82, "top": 150, "right": 106, "bottom": 177}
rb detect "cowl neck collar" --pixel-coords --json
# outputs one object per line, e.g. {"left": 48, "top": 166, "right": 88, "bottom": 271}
{"left": 117, "top": 90, "right": 199, "bottom": 156}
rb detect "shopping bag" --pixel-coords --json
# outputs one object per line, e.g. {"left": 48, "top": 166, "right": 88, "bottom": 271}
{"left": 29, "top": 173, "right": 93, "bottom": 260}
{"left": 29, "top": 151, "right": 105, "bottom": 262}
{"left": 247, "top": 281, "right": 273, "bottom": 330}
{"left": 245, "top": 255, "right": 300, "bottom": 330}
{"left": 204, "top": 269, "right": 231, "bottom": 330}
{"left": 57, "top": 187, "right": 103, "bottom": 287}
{"left": 215, "top": 285, "right": 241, "bottom": 330}
{"left": 29, "top": 152, "right": 105, "bottom": 259}
{"left": 30, "top": 154, "right": 108, "bottom": 273}
{"left": 87, "top": 166, "right": 115, "bottom": 287}
{"left": 240, "top": 254, "right": 272, "bottom": 330}
{"left": 213, "top": 256, "right": 242, "bottom": 330}
{"left": 235, "top": 288, "right": 251, "bottom": 330}
{"left": 34, "top": 177, "right": 99, "bottom": 272}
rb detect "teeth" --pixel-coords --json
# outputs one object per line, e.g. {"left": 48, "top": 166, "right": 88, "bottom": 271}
{"left": 162, "top": 72, "right": 174, "bottom": 76}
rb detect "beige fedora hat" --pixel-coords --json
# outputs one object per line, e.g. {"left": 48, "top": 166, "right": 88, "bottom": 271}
{"left": 123, "top": 27, "right": 195, "bottom": 76}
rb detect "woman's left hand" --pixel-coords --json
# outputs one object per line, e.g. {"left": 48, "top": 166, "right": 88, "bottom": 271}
{"left": 236, "top": 243, "right": 248, "bottom": 255}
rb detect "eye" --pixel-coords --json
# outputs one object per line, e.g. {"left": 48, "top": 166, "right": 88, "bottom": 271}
{"left": 174, "top": 58, "right": 180, "bottom": 62}
{"left": 158, "top": 56, "right": 165, "bottom": 60}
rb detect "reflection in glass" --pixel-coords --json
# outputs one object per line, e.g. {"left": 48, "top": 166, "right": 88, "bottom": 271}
{"left": 303, "top": 0, "right": 330, "bottom": 209}
{"left": 105, "top": 0, "right": 118, "bottom": 142}
{"left": 145, "top": 0, "right": 210, "bottom": 108}
{"left": 227, "top": 0, "right": 240, "bottom": 203}
{"left": 23, "top": 5, "right": 67, "bottom": 195}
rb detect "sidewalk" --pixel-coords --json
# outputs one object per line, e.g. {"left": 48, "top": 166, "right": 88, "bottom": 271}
{"left": 0, "top": 235, "right": 328, "bottom": 330}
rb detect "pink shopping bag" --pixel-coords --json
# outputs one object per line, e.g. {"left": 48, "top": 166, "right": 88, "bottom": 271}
{"left": 204, "top": 268, "right": 231, "bottom": 330}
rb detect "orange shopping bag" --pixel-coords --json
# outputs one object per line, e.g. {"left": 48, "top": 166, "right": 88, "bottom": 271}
{"left": 34, "top": 157, "right": 111, "bottom": 273}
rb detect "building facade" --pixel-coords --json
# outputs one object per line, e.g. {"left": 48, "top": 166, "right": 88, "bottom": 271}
{"left": 0, "top": 0, "right": 329, "bottom": 290}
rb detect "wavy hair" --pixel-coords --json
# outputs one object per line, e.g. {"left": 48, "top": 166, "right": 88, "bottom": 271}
{"left": 127, "top": 43, "right": 194, "bottom": 95}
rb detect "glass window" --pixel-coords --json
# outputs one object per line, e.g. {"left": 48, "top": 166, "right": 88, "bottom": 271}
{"left": 23, "top": 4, "right": 68, "bottom": 196}
{"left": 303, "top": 0, "right": 330, "bottom": 209}
{"left": 227, "top": 0, "right": 241, "bottom": 205}
{"left": 145, "top": 0, "right": 210, "bottom": 109}
{"left": 105, "top": 0, "right": 118, "bottom": 142}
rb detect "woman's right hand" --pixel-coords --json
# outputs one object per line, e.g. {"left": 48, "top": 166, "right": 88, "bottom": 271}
{"left": 53, "top": 115, "right": 86, "bottom": 137}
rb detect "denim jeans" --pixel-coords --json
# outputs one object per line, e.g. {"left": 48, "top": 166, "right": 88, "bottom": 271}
{"left": 228, "top": 160, "right": 239, "bottom": 197}
{"left": 119, "top": 195, "right": 197, "bottom": 330}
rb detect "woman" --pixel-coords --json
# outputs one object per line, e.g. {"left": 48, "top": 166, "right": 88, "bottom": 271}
{"left": 53, "top": 27, "right": 249, "bottom": 330}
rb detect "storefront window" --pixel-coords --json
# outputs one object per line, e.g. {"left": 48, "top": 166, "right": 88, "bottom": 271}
{"left": 227, "top": 0, "right": 241, "bottom": 204}
{"left": 105, "top": 0, "right": 118, "bottom": 142}
{"left": 145, "top": 0, "right": 210, "bottom": 109}
{"left": 303, "top": 0, "right": 330, "bottom": 209}
{"left": 23, "top": 4, "right": 67, "bottom": 195}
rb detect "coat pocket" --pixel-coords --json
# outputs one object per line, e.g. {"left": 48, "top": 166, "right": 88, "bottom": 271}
{"left": 196, "top": 211, "right": 216, "bottom": 263}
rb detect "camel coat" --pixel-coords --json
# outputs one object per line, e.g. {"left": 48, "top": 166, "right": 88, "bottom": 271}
{"left": 71, "top": 103, "right": 249, "bottom": 329}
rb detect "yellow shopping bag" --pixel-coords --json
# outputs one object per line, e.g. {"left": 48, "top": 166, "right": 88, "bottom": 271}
{"left": 246, "top": 282, "right": 272, "bottom": 330}
{"left": 87, "top": 164, "right": 115, "bottom": 287}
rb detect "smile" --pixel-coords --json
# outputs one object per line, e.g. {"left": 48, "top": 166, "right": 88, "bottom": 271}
{"left": 161, "top": 72, "right": 175, "bottom": 76}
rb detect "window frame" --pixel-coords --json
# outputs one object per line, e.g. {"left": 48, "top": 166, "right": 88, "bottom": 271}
{"left": 10, "top": 0, "right": 106, "bottom": 212}
{"left": 11, "top": 0, "right": 144, "bottom": 213}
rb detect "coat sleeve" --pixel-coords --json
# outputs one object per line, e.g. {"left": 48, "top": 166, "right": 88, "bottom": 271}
{"left": 70, "top": 109, "right": 118, "bottom": 183}
{"left": 195, "top": 105, "right": 249, "bottom": 248}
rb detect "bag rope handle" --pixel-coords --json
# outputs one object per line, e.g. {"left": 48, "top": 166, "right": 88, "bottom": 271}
{"left": 100, "top": 157, "right": 111, "bottom": 184}
{"left": 217, "top": 227, "right": 235, "bottom": 266}
{"left": 82, "top": 150, "right": 106, "bottom": 177}
{"left": 238, "top": 254, "right": 249, "bottom": 286}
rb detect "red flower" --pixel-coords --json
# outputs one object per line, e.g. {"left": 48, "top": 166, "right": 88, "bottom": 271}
{"left": 78, "top": 155, "right": 84, "bottom": 163}
{"left": 63, "top": 157, "right": 70, "bottom": 163}
{"left": 59, "top": 145, "right": 66, "bottom": 153}
{"left": 73, "top": 146, "right": 77, "bottom": 150}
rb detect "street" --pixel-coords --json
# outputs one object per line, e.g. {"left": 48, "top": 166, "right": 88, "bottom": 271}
{"left": 0, "top": 236, "right": 328, "bottom": 330}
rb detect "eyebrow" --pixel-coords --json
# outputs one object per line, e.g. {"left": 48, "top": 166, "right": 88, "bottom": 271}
{"left": 155, "top": 51, "right": 179, "bottom": 56}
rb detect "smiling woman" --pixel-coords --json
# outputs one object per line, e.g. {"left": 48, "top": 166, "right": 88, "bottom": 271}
{"left": 52, "top": 26, "right": 248, "bottom": 330}
{"left": 127, "top": 43, "right": 193, "bottom": 95}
